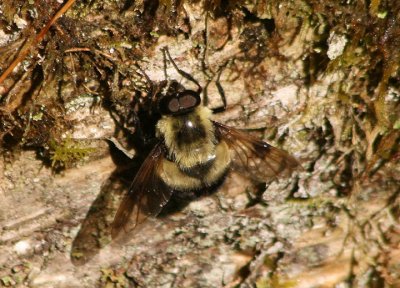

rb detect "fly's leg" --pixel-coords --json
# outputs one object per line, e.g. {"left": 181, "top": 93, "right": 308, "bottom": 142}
{"left": 199, "top": 13, "right": 230, "bottom": 114}
{"left": 161, "top": 47, "right": 202, "bottom": 94}
{"left": 210, "top": 61, "right": 230, "bottom": 114}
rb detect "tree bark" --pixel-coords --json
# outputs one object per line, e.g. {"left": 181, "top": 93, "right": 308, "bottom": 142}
{"left": 1, "top": 0, "right": 400, "bottom": 287}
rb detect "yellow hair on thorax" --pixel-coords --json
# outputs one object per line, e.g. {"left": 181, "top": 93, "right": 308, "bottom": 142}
{"left": 156, "top": 106, "right": 216, "bottom": 169}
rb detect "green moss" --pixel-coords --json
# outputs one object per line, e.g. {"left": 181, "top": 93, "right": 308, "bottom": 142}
{"left": 49, "top": 137, "right": 96, "bottom": 169}
{"left": 256, "top": 275, "right": 297, "bottom": 288}
{"left": 0, "top": 276, "right": 15, "bottom": 287}
{"left": 31, "top": 111, "right": 44, "bottom": 121}
{"left": 394, "top": 119, "right": 400, "bottom": 130}
{"left": 100, "top": 268, "right": 129, "bottom": 288}
{"left": 149, "top": 31, "right": 160, "bottom": 38}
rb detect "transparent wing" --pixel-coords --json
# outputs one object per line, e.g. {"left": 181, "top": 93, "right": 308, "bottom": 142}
{"left": 111, "top": 142, "right": 172, "bottom": 239}
{"left": 213, "top": 121, "right": 300, "bottom": 182}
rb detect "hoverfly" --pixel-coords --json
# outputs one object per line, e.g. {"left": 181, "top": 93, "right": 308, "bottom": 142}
{"left": 111, "top": 48, "right": 300, "bottom": 238}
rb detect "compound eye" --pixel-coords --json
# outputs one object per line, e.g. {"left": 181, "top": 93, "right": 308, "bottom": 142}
{"left": 179, "top": 94, "right": 198, "bottom": 109}
{"left": 167, "top": 97, "right": 180, "bottom": 113}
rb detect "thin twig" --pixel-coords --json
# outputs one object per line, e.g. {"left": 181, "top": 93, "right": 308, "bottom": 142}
{"left": 0, "top": 0, "right": 77, "bottom": 86}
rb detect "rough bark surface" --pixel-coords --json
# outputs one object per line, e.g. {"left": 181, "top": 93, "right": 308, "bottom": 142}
{"left": 1, "top": 0, "right": 400, "bottom": 287}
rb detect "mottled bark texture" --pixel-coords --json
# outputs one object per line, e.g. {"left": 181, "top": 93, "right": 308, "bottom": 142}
{"left": 1, "top": 0, "right": 399, "bottom": 287}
